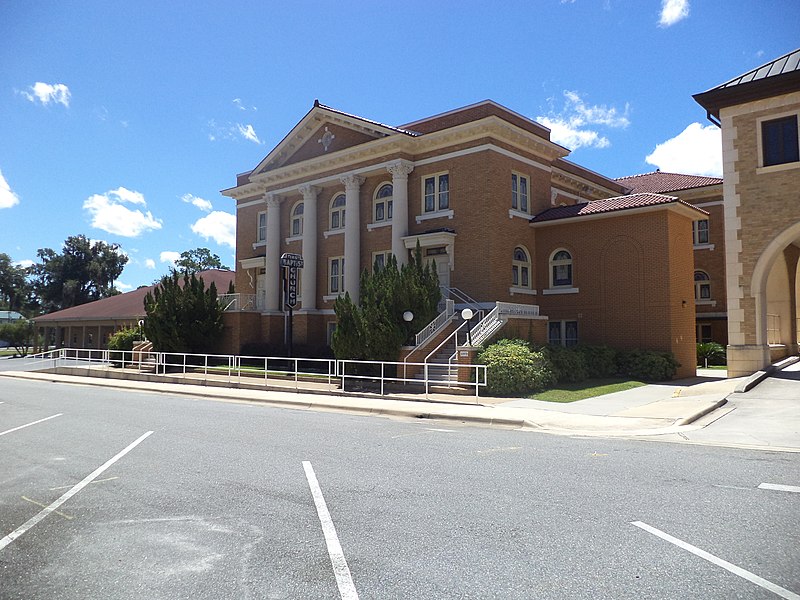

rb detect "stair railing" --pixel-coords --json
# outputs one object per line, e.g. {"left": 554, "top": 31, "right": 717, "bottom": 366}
{"left": 415, "top": 299, "right": 455, "bottom": 347}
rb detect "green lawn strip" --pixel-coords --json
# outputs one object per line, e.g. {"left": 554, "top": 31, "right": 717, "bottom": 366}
{"left": 531, "top": 378, "right": 646, "bottom": 403}
{"left": 203, "top": 364, "right": 333, "bottom": 380}
{"left": 697, "top": 365, "right": 727, "bottom": 370}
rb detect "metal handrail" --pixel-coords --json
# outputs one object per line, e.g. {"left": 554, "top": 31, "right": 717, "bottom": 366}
{"left": 470, "top": 305, "right": 502, "bottom": 347}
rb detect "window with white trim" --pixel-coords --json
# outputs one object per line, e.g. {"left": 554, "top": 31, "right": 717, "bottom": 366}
{"left": 762, "top": 115, "right": 799, "bottom": 167}
{"left": 257, "top": 211, "right": 266, "bottom": 242}
{"left": 423, "top": 173, "right": 449, "bottom": 213}
{"left": 511, "top": 173, "right": 529, "bottom": 213}
{"left": 291, "top": 201, "right": 304, "bottom": 237}
{"left": 372, "top": 250, "right": 392, "bottom": 271}
{"left": 329, "top": 257, "right": 345, "bottom": 295}
{"left": 330, "top": 194, "right": 346, "bottom": 230}
{"left": 692, "top": 219, "right": 709, "bottom": 245}
{"left": 374, "top": 183, "right": 393, "bottom": 223}
{"left": 549, "top": 320, "right": 578, "bottom": 347}
{"left": 327, "top": 321, "right": 337, "bottom": 346}
{"left": 512, "top": 246, "right": 531, "bottom": 289}
{"left": 550, "top": 249, "right": 573, "bottom": 288}
{"left": 694, "top": 270, "right": 711, "bottom": 300}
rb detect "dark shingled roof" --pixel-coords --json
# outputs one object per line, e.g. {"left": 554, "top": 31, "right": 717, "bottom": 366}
{"left": 531, "top": 193, "right": 706, "bottom": 223}
{"left": 34, "top": 270, "right": 234, "bottom": 322}
{"left": 694, "top": 48, "right": 800, "bottom": 118}
{"left": 615, "top": 171, "right": 722, "bottom": 194}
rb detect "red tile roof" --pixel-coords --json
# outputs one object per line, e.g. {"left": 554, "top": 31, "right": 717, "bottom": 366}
{"left": 615, "top": 171, "right": 722, "bottom": 194}
{"left": 531, "top": 193, "right": 707, "bottom": 223}
{"left": 34, "top": 270, "right": 234, "bottom": 322}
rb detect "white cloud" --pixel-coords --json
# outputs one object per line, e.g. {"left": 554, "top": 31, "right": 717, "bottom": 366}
{"left": 659, "top": 0, "right": 689, "bottom": 27}
{"left": 181, "top": 193, "right": 213, "bottom": 212}
{"left": 21, "top": 82, "right": 71, "bottom": 107}
{"left": 236, "top": 123, "right": 261, "bottom": 144}
{"left": 83, "top": 187, "right": 162, "bottom": 237}
{"left": 190, "top": 211, "right": 236, "bottom": 249}
{"left": 145, "top": 258, "right": 156, "bottom": 269}
{"left": 536, "top": 90, "right": 629, "bottom": 150}
{"left": 645, "top": 122, "right": 722, "bottom": 177}
{"left": 116, "top": 282, "right": 133, "bottom": 291}
{"left": 160, "top": 251, "right": 181, "bottom": 265}
{"left": 14, "top": 259, "right": 34, "bottom": 269}
{"left": 0, "top": 169, "right": 20, "bottom": 209}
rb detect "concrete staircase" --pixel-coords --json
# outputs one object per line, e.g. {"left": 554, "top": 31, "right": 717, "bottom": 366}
{"left": 415, "top": 337, "right": 458, "bottom": 383}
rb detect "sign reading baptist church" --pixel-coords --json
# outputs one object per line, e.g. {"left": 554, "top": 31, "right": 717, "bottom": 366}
{"left": 281, "top": 253, "right": 303, "bottom": 309}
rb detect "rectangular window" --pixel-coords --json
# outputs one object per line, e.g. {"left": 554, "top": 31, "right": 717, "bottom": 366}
{"left": 372, "top": 251, "right": 391, "bottom": 271}
{"left": 329, "top": 257, "right": 344, "bottom": 295}
{"left": 512, "top": 173, "right": 529, "bottom": 213}
{"left": 693, "top": 219, "right": 709, "bottom": 245}
{"left": 257, "top": 211, "right": 267, "bottom": 242}
{"left": 553, "top": 264, "right": 572, "bottom": 287}
{"left": 512, "top": 265, "right": 519, "bottom": 286}
{"left": 549, "top": 320, "right": 579, "bottom": 346}
{"left": 762, "top": 115, "right": 799, "bottom": 167}
{"left": 698, "top": 324, "right": 713, "bottom": 344}
{"left": 423, "top": 173, "right": 450, "bottom": 213}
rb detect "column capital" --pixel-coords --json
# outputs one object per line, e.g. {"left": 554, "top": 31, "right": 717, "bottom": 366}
{"left": 339, "top": 173, "right": 365, "bottom": 191}
{"left": 298, "top": 184, "right": 321, "bottom": 199}
{"left": 387, "top": 159, "right": 414, "bottom": 178}
{"left": 266, "top": 192, "right": 281, "bottom": 208}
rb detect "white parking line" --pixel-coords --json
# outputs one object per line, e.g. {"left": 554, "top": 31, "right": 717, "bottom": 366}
{"left": 0, "top": 413, "right": 62, "bottom": 437}
{"left": 759, "top": 483, "right": 800, "bottom": 494}
{"left": 302, "top": 461, "right": 359, "bottom": 600}
{"left": 632, "top": 521, "right": 800, "bottom": 600}
{"left": 0, "top": 430, "right": 153, "bottom": 552}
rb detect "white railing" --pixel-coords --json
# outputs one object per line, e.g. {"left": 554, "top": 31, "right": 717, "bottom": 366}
{"left": 415, "top": 299, "right": 455, "bottom": 347}
{"left": 24, "top": 347, "right": 486, "bottom": 399}
{"left": 497, "top": 302, "right": 540, "bottom": 318}
{"left": 470, "top": 305, "right": 502, "bottom": 347}
{"left": 218, "top": 293, "right": 257, "bottom": 312}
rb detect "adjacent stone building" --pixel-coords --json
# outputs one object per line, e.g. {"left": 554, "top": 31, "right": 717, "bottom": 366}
{"left": 222, "top": 100, "right": 705, "bottom": 377}
{"left": 694, "top": 48, "right": 800, "bottom": 376}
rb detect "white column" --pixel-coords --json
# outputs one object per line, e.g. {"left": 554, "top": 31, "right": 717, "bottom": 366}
{"left": 299, "top": 184, "right": 319, "bottom": 311}
{"left": 387, "top": 159, "right": 414, "bottom": 266}
{"left": 265, "top": 193, "right": 282, "bottom": 311}
{"left": 341, "top": 174, "right": 364, "bottom": 304}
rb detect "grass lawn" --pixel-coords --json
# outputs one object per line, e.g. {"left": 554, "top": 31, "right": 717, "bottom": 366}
{"left": 531, "top": 378, "right": 647, "bottom": 403}
{"left": 697, "top": 365, "right": 727, "bottom": 370}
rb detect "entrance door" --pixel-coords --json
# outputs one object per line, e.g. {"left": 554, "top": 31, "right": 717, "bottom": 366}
{"left": 433, "top": 255, "right": 450, "bottom": 289}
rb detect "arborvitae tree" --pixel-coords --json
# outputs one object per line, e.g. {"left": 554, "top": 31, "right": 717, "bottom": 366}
{"left": 331, "top": 245, "right": 441, "bottom": 361}
{"left": 143, "top": 272, "right": 223, "bottom": 353}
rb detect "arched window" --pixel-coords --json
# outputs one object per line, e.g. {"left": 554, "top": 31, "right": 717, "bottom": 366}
{"left": 512, "top": 246, "right": 531, "bottom": 289}
{"left": 374, "top": 183, "right": 393, "bottom": 223}
{"left": 694, "top": 270, "right": 711, "bottom": 300}
{"left": 291, "top": 201, "right": 304, "bottom": 237}
{"left": 550, "top": 249, "right": 573, "bottom": 288}
{"left": 330, "top": 194, "right": 346, "bottom": 230}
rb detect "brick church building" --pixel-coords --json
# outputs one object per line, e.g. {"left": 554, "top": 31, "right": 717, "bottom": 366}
{"left": 221, "top": 99, "right": 707, "bottom": 378}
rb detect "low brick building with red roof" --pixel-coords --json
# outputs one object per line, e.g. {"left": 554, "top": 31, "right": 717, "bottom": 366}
{"left": 33, "top": 270, "right": 234, "bottom": 350}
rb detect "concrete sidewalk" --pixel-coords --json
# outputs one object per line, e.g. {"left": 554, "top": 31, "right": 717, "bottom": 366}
{"left": 0, "top": 368, "right": 735, "bottom": 437}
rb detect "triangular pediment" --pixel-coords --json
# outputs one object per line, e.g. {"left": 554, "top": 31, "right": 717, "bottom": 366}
{"left": 250, "top": 103, "right": 408, "bottom": 176}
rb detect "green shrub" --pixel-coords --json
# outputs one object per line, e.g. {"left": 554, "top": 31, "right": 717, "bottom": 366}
{"left": 697, "top": 342, "right": 725, "bottom": 367}
{"left": 544, "top": 344, "right": 588, "bottom": 383}
{"left": 107, "top": 328, "right": 142, "bottom": 352}
{"left": 616, "top": 349, "right": 679, "bottom": 381}
{"left": 478, "top": 339, "right": 556, "bottom": 395}
{"left": 574, "top": 344, "right": 618, "bottom": 379}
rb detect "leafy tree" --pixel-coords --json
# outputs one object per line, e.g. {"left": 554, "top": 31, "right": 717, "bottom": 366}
{"left": 31, "top": 235, "right": 128, "bottom": 312}
{"left": 697, "top": 342, "right": 725, "bottom": 367}
{"left": 143, "top": 271, "right": 223, "bottom": 353}
{"left": 174, "top": 248, "right": 230, "bottom": 272}
{"left": 331, "top": 246, "right": 441, "bottom": 361}
{"left": 0, "top": 253, "right": 33, "bottom": 313}
{"left": 0, "top": 320, "right": 37, "bottom": 356}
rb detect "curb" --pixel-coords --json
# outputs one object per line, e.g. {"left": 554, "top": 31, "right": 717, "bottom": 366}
{"left": 734, "top": 355, "right": 800, "bottom": 393}
{"left": 676, "top": 397, "right": 728, "bottom": 426}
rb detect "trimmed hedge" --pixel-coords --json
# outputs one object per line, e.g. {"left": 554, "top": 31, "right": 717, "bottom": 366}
{"left": 477, "top": 339, "right": 556, "bottom": 395}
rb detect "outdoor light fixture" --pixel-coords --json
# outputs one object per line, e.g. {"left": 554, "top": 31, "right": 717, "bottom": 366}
{"left": 403, "top": 311, "right": 414, "bottom": 322}
{"left": 461, "top": 308, "right": 474, "bottom": 346}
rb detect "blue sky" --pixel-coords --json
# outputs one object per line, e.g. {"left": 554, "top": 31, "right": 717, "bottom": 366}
{"left": 1, "top": 1, "right": 797, "bottom": 291}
